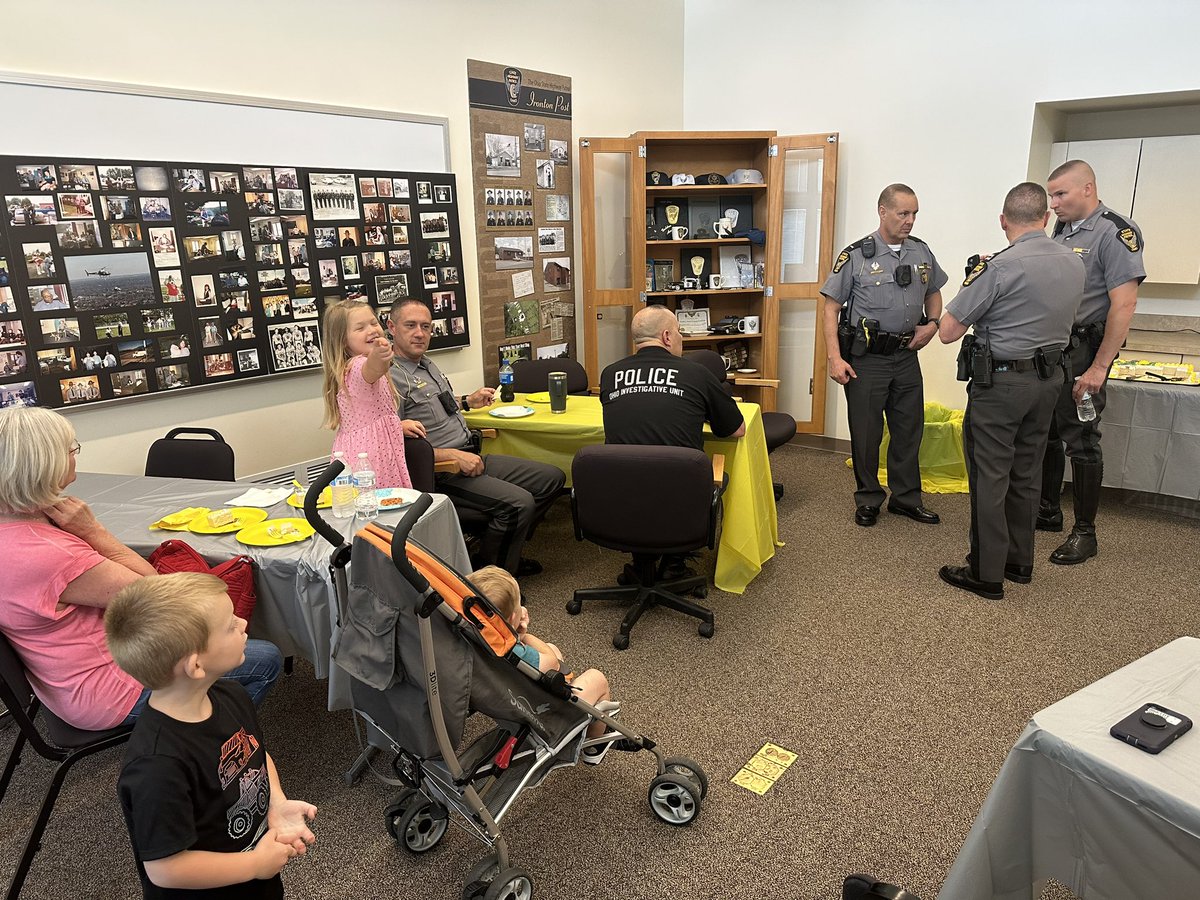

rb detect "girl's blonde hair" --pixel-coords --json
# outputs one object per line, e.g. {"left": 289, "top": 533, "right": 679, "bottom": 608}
{"left": 320, "top": 299, "right": 400, "bottom": 430}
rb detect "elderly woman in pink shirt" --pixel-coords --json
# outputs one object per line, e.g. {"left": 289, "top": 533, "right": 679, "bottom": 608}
{"left": 0, "top": 407, "right": 281, "bottom": 730}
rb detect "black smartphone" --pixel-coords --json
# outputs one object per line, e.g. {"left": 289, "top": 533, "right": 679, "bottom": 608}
{"left": 1110, "top": 702, "right": 1192, "bottom": 754}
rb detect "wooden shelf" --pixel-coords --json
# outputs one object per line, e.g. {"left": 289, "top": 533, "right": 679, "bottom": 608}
{"left": 645, "top": 288, "right": 761, "bottom": 297}
{"left": 681, "top": 333, "right": 763, "bottom": 343}
{"left": 646, "top": 183, "right": 767, "bottom": 193}
{"left": 647, "top": 238, "right": 751, "bottom": 247}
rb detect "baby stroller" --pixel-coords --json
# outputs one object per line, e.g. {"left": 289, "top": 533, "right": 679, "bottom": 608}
{"left": 304, "top": 461, "right": 709, "bottom": 900}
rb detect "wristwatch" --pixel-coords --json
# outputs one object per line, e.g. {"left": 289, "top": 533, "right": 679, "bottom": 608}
{"left": 460, "top": 394, "right": 470, "bottom": 411}
{"left": 919, "top": 315, "right": 941, "bottom": 329}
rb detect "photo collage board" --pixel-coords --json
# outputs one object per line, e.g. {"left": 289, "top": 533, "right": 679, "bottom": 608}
{"left": 0, "top": 156, "right": 466, "bottom": 410}
{"left": 467, "top": 60, "right": 575, "bottom": 385}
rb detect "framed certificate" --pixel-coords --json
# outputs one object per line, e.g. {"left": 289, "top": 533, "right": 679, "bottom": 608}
{"left": 676, "top": 308, "right": 710, "bottom": 335}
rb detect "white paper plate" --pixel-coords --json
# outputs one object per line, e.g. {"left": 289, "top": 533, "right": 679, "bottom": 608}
{"left": 737, "top": 368, "right": 758, "bottom": 374}
{"left": 376, "top": 487, "right": 422, "bottom": 511}
{"left": 489, "top": 405, "right": 535, "bottom": 418}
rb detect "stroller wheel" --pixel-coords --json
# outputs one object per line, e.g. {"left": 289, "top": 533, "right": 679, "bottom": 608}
{"left": 484, "top": 867, "right": 533, "bottom": 900}
{"left": 663, "top": 756, "right": 709, "bottom": 799}
{"left": 648, "top": 773, "right": 702, "bottom": 826}
{"left": 461, "top": 853, "right": 502, "bottom": 900}
{"left": 390, "top": 797, "right": 449, "bottom": 853}
{"left": 383, "top": 788, "right": 420, "bottom": 837}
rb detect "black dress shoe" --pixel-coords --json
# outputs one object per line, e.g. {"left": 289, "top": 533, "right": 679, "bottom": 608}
{"left": 1004, "top": 564, "right": 1033, "bottom": 584}
{"left": 854, "top": 505, "right": 880, "bottom": 527}
{"left": 939, "top": 565, "right": 1004, "bottom": 600}
{"left": 1050, "top": 529, "right": 1097, "bottom": 565}
{"left": 887, "top": 503, "right": 940, "bottom": 525}
{"left": 515, "top": 557, "right": 543, "bottom": 577}
{"left": 1035, "top": 505, "right": 1063, "bottom": 532}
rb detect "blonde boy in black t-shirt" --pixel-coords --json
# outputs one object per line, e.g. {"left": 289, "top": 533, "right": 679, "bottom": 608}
{"left": 106, "top": 573, "right": 316, "bottom": 899}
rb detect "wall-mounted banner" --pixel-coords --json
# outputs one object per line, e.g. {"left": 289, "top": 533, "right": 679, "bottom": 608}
{"left": 467, "top": 59, "right": 575, "bottom": 384}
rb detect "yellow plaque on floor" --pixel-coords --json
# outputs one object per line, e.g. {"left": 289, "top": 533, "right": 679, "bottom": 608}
{"left": 732, "top": 769, "right": 774, "bottom": 795}
{"left": 744, "top": 756, "right": 787, "bottom": 780}
{"left": 756, "top": 742, "right": 798, "bottom": 767}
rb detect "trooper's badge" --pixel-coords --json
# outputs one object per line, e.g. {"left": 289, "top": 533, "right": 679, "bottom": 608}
{"left": 918, "top": 263, "right": 930, "bottom": 284}
{"left": 833, "top": 249, "right": 851, "bottom": 273}
{"left": 1118, "top": 227, "right": 1140, "bottom": 253}
{"left": 962, "top": 259, "right": 988, "bottom": 287}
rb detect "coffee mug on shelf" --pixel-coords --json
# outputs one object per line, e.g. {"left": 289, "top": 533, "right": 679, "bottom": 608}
{"left": 713, "top": 217, "right": 734, "bottom": 238}
{"left": 738, "top": 315, "right": 760, "bottom": 334}
{"left": 708, "top": 274, "right": 724, "bottom": 290}
{"left": 669, "top": 225, "right": 689, "bottom": 240}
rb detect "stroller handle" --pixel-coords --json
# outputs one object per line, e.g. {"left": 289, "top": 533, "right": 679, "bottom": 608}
{"left": 304, "top": 459, "right": 348, "bottom": 549}
{"left": 390, "top": 493, "right": 434, "bottom": 593}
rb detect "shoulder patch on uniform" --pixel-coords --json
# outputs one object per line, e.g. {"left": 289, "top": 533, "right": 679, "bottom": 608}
{"left": 1052, "top": 219, "right": 1067, "bottom": 238}
{"left": 832, "top": 238, "right": 865, "bottom": 274}
{"left": 1102, "top": 211, "right": 1141, "bottom": 252}
{"left": 962, "top": 258, "right": 988, "bottom": 287}
{"left": 907, "top": 235, "right": 926, "bottom": 245}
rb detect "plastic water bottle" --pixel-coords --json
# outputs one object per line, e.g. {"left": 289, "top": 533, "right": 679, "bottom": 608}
{"left": 1074, "top": 377, "right": 1097, "bottom": 423}
{"left": 499, "top": 359, "right": 515, "bottom": 403}
{"left": 330, "top": 451, "right": 355, "bottom": 519}
{"left": 353, "top": 452, "right": 378, "bottom": 520}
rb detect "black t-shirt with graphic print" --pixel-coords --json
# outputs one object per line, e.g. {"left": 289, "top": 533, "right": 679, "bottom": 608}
{"left": 118, "top": 681, "right": 282, "bottom": 899}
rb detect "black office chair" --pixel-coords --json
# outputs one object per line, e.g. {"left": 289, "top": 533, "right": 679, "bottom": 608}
{"left": 144, "top": 426, "right": 235, "bottom": 481}
{"left": 685, "top": 349, "right": 795, "bottom": 500}
{"left": 0, "top": 632, "right": 133, "bottom": 899}
{"left": 403, "top": 434, "right": 438, "bottom": 492}
{"left": 510, "top": 358, "right": 590, "bottom": 395}
{"left": 568, "top": 444, "right": 724, "bottom": 650}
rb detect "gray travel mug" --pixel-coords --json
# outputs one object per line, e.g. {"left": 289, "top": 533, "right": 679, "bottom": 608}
{"left": 548, "top": 371, "right": 568, "bottom": 413}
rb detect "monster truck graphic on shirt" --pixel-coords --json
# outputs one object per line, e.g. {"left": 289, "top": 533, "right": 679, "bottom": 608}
{"left": 226, "top": 764, "right": 270, "bottom": 839}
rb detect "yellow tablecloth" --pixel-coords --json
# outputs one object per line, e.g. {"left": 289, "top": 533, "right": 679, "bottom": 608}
{"left": 465, "top": 394, "right": 779, "bottom": 594}
{"left": 845, "top": 401, "right": 970, "bottom": 494}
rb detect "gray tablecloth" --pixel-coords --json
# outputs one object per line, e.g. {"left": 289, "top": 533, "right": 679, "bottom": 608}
{"left": 72, "top": 472, "right": 470, "bottom": 710}
{"left": 1102, "top": 380, "right": 1200, "bottom": 499}
{"left": 939, "top": 636, "right": 1200, "bottom": 900}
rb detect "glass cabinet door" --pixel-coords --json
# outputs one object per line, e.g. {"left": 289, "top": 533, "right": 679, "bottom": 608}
{"left": 579, "top": 137, "right": 642, "bottom": 383}
{"left": 767, "top": 134, "right": 839, "bottom": 433}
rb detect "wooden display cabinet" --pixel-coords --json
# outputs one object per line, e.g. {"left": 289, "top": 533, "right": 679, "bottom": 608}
{"left": 580, "top": 130, "right": 838, "bottom": 432}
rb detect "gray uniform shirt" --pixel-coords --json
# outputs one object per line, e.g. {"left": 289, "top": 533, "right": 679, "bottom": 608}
{"left": 945, "top": 231, "right": 1084, "bottom": 359}
{"left": 820, "top": 230, "right": 949, "bottom": 335}
{"left": 390, "top": 355, "right": 472, "bottom": 450}
{"left": 1052, "top": 203, "right": 1145, "bottom": 326}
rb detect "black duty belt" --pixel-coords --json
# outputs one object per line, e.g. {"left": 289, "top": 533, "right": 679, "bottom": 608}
{"left": 991, "top": 358, "right": 1037, "bottom": 373}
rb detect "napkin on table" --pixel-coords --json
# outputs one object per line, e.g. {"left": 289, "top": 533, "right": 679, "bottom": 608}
{"left": 223, "top": 486, "right": 292, "bottom": 508}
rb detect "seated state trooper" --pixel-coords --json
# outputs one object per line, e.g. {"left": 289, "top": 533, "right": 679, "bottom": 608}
{"left": 388, "top": 298, "right": 564, "bottom": 578}
{"left": 936, "top": 182, "right": 1083, "bottom": 600}
{"left": 821, "top": 183, "right": 948, "bottom": 528}
{"left": 600, "top": 305, "right": 745, "bottom": 450}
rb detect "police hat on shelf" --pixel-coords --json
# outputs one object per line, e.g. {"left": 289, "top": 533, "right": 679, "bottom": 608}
{"left": 646, "top": 170, "right": 669, "bottom": 186}
{"left": 671, "top": 173, "right": 696, "bottom": 186}
{"left": 696, "top": 172, "right": 728, "bottom": 185}
{"left": 727, "top": 168, "right": 764, "bottom": 185}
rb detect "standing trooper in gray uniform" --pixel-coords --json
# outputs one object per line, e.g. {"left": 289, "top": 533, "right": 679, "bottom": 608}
{"left": 937, "top": 183, "right": 1084, "bottom": 600}
{"left": 821, "top": 183, "right": 948, "bottom": 527}
{"left": 1037, "top": 160, "right": 1145, "bottom": 564}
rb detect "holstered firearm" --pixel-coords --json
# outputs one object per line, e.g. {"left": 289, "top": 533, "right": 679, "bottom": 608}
{"left": 837, "top": 307, "right": 855, "bottom": 359}
{"left": 956, "top": 334, "right": 976, "bottom": 382}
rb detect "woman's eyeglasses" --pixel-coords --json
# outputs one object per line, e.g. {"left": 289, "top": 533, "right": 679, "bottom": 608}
{"left": 69, "top": 441, "right": 81, "bottom": 456}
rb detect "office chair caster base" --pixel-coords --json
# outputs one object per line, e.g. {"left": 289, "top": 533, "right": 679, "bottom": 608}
{"left": 692, "top": 585, "right": 707, "bottom": 600}
{"left": 565, "top": 598, "right": 582, "bottom": 615}
{"left": 773, "top": 481, "right": 784, "bottom": 501}
{"left": 612, "top": 632, "right": 630, "bottom": 651}
{"left": 698, "top": 621, "right": 714, "bottom": 639}
{"left": 648, "top": 772, "right": 702, "bottom": 826}
{"left": 663, "top": 756, "right": 709, "bottom": 799}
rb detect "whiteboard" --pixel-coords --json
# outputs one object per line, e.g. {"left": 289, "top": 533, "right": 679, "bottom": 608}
{"left": 0, "top": 72, "right": 449, "bottom": 173}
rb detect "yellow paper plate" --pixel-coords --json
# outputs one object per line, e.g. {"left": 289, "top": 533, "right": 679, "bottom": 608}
{"left": 151, "top": 507, "right": 210, "bottom": 531}
{"left": 525, "top": 391, "right": 551, "bottom": 403}
{"left": 188, "top": 507, "right": 269, "bottom": 534}
{"left": 287, "top": 487, "right": 332, "bottom": 509}
{"left": 236, "top": 517, "right": 316, "bottom": 547}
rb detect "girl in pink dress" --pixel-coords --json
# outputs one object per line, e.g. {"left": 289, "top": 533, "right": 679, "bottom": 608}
{"left": 320, "top": 299, "right": 412, "bottom": 488}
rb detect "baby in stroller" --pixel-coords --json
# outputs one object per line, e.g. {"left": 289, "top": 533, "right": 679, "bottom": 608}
{"left": 469, "top": 566, "right": 621, "bottom": 763}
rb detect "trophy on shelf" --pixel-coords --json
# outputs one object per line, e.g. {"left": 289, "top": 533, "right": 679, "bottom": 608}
{"left": 690, "top": 256, "right": 705, "bottom": 278}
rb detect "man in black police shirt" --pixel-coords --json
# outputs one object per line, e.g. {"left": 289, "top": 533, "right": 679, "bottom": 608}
{"left": 601, "top": 305, "right": 745, "bottom": 449}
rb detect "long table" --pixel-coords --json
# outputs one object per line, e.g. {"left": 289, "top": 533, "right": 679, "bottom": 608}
{"left": 938, "top": 636, "right": 1200, "bottom": 899}
{"left": 72, "top": 472, "right": 470, "bottom": 709}
{"left": 464, "top": 393, "right": 779, "bottom": 594}
{"left": 1102, "top": 379, "right": 1200, "bottom": 500}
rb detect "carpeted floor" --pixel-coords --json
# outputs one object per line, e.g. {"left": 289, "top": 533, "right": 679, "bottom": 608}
{"left": 2, "top": 444, "right": 1196, "bottom": 900}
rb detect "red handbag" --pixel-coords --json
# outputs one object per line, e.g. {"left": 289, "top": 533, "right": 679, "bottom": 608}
{"left": 148, "top": 539, "right": 259, "bottom": 622}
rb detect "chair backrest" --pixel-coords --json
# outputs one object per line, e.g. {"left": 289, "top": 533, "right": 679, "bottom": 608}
{"left": 572, "top": 444, "right": 714, "bottom": 555}
{"left": 684, "top": 349, "right": 734, "bottom": 397}
{"left": 511, "top": 358, "right": 590, "bottom": 395}
{"left": 404, "top": 435, "right": 437, "bottom": 493}
{"left": 145, "top": 427, "right": 235, "bottom": 481}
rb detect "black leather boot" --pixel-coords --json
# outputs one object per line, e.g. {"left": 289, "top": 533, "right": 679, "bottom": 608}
{"left": 1037, "top": 440, "right": 1066, "bottom": 531}
{"left": 1050, "top": 460, "right": 1102, "bottom": 565}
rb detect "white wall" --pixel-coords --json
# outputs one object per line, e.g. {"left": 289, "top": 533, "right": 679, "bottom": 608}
{"left": 683, "top": 0, "right": 1200, "bottom": 438}
{"left": 3, "top": 0, "right": 684, "bottom": 475}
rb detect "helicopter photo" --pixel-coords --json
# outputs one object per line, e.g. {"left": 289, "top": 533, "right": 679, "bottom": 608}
{"left": 84, "top": 266, "right": 112, "bottom": 277}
